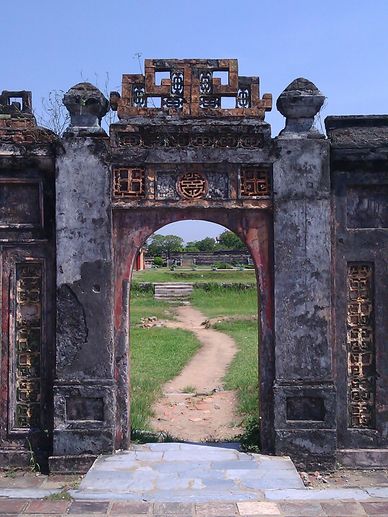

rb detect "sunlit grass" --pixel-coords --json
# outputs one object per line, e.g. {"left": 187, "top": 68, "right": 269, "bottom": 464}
{"left": 191, "top": 287, "right": 258, "bottom": 319}
{"left": 130, "top": 326, "right": 201, "bottom": 430}
{"left": 130, "top": 291, "right": 176, "bottom": 325}
{"left": 215, "top": 319, "right": 259, "bottom": 420}
{"left": 132, "top": 267, "right": 256, "bottom": 284}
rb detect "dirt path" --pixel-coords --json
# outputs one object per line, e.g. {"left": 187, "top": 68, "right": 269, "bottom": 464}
{"left": 150, "top": 305, "right": 243, "bottom": 441}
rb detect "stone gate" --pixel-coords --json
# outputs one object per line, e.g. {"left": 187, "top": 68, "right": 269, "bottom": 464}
{"left": 0, "top": 59, "right": 386, "bottom": 473}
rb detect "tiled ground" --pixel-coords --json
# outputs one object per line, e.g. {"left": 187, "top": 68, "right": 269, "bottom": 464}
{"left": 1, "top": 498, "right": 388, "bottom": 515}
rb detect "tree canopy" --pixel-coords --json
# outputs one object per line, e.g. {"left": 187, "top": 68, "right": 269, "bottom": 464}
{"left": 146, "top": 230, "right": 247, "bottom": 256}
{"left": 217, "top": 230, "right": 246, "bottom": 251}
{"left": 146, "top": 234, "right": 184, "bottom": 257}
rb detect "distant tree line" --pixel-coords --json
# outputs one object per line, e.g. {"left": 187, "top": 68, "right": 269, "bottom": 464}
{"left": 146, "top": 230, "right": 246, "bottom": 258}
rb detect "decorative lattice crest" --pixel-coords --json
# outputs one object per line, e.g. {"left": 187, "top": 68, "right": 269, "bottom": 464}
{"left": 177, "top": 172, "right": 208, "bottom": 199}
{"left": 111, "top": 59, "right": 272, "bottom": 118}
{"left": 347, "top": 263, "right": 375, "bottom": 428}
{"left": 14, "top": 263, "right": 42, "bottom": 429}
{"left": 240, "top": 167, "right": 271, "bottom": 197}
{"left": 113, "top": 168, "right": 145, "bottom": 198}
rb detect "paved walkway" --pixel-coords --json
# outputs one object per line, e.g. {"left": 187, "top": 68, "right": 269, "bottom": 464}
{"left": 2, "top": 498, "right": 388, "bottom": 515}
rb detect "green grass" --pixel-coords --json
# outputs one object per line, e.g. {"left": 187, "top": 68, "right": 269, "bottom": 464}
{"left": 130, "top": 291, "right": 176, "bottom": 325}
{"left": 130, "top": 286, "right": 259, "bottom": 444}
{"left": 215, "top": 319, "right": 259, "bottom": 420}
{"left": 133, "top": 267, "right": 256, "bottom": 284}
{"left": 130, "top": 291, "right": 201, "bottom": 431}
{"left": 191, "top": 287, "right": 258, "bottom": 319}
{"left": 130, "top": 327, "right": 201, "bottom": 430}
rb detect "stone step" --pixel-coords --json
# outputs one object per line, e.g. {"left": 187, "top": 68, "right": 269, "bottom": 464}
{"left": 154, "top": 283, "right": 193, "bottom": 300}
{"left": 71, "top": 443, "right": 305, "bottom": 502}
{"left": 337, "top": 449, "right": 388, "bottom": 469}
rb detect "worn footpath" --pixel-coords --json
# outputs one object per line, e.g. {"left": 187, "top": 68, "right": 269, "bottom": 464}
{"left": 151, "top": 305, "right": 243, "bottom": 441}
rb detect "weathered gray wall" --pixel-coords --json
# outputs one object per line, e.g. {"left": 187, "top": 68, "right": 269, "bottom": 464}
{"left": 51, "top": 135, "right": 115, "bottom": 473}
{"left": 327, "top": 116, "right": 388, "bottom": 467}
{"left": 272, "top": 137, "right": 336, "bottom": 468}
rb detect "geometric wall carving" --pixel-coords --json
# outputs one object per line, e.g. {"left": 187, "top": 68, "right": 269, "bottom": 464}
{"left": 240, "top": 166, "right": 271, "bottom": 197}
{"left": 13, "top": 262, "right": 42, "bottom": 429}
{"left": 111, "top": 59, "right": 272, "bottom": 119}
{"left": 113, "top": 167, "right": 145, "bottom": 198}
{"left": 347, "top": 263, "right": 375, "bottom": 428}
{"left": 176, "top": 172, "right": 208, "bottom": 199}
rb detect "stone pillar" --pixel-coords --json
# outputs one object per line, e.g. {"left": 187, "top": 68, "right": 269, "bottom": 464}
{"left": 272, "top": 79, "right": 336, "bottom": 468}
{"left": 50, "top": 84, "right": 115, "bottom": 473}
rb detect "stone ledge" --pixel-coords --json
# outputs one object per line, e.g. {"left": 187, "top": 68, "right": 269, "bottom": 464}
{"left": 337, "top": 449, "right": 388, "bottom": 469}
{"left": 49, "top": 454, "right": 97, "bottom": 474}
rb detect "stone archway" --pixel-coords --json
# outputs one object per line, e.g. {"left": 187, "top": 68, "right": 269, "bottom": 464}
{"left": 2, "top": 59, "right": 388, "bottom": 474}
{"left": 112, "top": 208, "right": 274, "bottom": 452}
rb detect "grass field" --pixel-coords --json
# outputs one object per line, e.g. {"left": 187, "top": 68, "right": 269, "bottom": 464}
{"left": 130, "top": 292, "right": 201, "bottom": 431}
{"left": 133, "top": 267, "right": 256, "bottom": 284}
{"left": 190, "top": 287, "right": 259, "bottom": 426}
{"left": 130, "top": 291, "right": 176, "bottom": 324}
{"left": 130, "top": 327, "right": 201, "bottom": 430}
{"left": 215, "top": 319, "right": 259, "bottom": 419}
{"left": 191, "top": 287, "right": 257, "bottom": 319}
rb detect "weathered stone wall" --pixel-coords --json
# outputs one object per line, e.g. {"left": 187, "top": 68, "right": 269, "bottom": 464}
{"left": 52, "top": 134, "right": 115, "bottom": 472}
{"left": 272, "top": 137, "right": 336, "bottom": 468}
{"left": 0, "top": 91, "right": 56, "bottom": 471}
{"left": 326, "top": 116, "right": 388, "bottom": 467}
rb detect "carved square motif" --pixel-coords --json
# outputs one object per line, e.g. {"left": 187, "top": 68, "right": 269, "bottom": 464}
{"left": 113, "top": 168, "right": 145, "bottom": 198}
{"left": 240, "top": 167, "right": 271, "bottom": 197}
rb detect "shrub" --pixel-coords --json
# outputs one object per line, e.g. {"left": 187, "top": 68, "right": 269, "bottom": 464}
{"left": 153, "top": 256, "right": 165, "bottom": 267}
{"left": 215, "top": 262, "right": 233, "bottom": 269}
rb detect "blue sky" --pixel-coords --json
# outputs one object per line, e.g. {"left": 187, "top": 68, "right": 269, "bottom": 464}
{"left": 1, "top": 0, "right": 387, "bottom": 241}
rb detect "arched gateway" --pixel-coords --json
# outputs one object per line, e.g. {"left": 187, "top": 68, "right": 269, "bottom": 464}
{"left": 0, "top": 60, "right": 387, "bottom": 473}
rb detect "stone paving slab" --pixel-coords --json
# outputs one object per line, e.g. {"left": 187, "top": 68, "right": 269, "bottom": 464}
{"left": 2, "top": 497, "right": 388, "bottom": 515}
{"left": 72, "top": 443, "right": 304, "bottom": 502}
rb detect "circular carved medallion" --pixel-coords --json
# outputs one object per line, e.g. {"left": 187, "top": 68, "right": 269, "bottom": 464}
{"left": 177, "top": 172, "right": 208, "bottom": 199}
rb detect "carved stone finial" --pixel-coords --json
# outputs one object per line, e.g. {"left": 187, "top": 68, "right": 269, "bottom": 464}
{"left": 276, "top": 78, "right": 325, "bottom": 138}
{"left": 63, "top": 82, "right": 109, "bottom": 135}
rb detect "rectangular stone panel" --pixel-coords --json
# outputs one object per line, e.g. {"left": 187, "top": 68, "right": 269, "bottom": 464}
{"left": 0, "top": 181, "right": 42, "bottom": 228}
{"left": 155, "top": 170, "right": 229, "bottom": 200}
{"left": 66, "top": 397, "right": 104, "bottom": 422}
{"left": 347, "top": 185, "right": 388, "bottom": 228}
{"left": 286, "top": 396, "right": 325, "bottom": 421}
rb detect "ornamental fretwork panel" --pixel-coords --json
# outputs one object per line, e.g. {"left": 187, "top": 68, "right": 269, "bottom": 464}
{"left": 110, "top": 59, "right": 272, "bottom": 119}
{"left": 240, "top": 167, "right": 271, "bottom": 197}
{"left": 347, "top": 263, "right": 376, "bottom": 428}
{"left": 113, "top": 167, "right": 145, "bottom": 198}
{"left": 177, "top": 172, "right": 208, "bottom": 199}
{"left": 13, "top": 263, "right": 42, "bottom": 429}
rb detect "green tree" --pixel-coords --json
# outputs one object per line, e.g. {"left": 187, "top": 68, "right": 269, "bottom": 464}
{"left": 217, "top": 230, "right": 246, "bottom": 251}
{"left": 196, "top": 237, "right": 216, "bottom": 252}
{"left": 146, "top": 234, "right": 184, "bottom": 258}
{"left": 185, "top": 241, "right": 200, "bottom": 252}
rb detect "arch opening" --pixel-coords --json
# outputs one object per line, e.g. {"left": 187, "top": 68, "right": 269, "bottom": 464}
{"left": 130, "top": 220, "right": 259, "bottom": 446}
{"left": 112, "top": 208, "right": 274, "bottom": 453}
